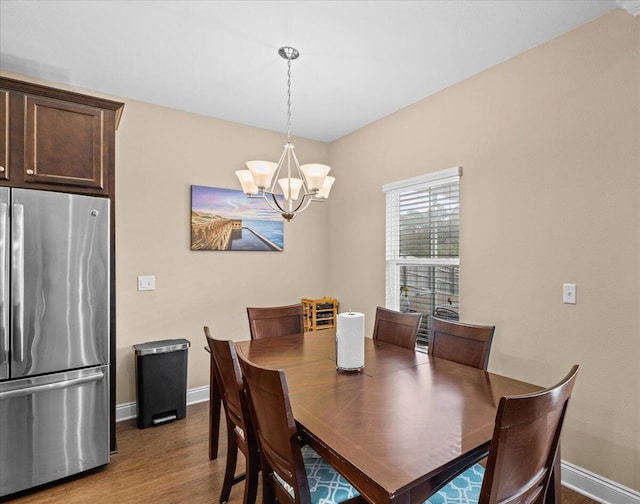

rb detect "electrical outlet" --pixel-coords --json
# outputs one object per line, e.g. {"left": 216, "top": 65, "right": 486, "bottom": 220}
{"left": 563, "top": 283, "right": 576, "bottom": 304}
{"left": 138, "top": 275, "right": 156, "bottom": 291}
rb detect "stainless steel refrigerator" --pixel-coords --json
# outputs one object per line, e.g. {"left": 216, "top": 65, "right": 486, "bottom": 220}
{"left": 0, "top": 187, "right": 110, "bottom": 497}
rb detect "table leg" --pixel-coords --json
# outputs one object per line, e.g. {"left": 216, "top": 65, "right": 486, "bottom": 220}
{"left": 209, "top": 351, "right": 222, "bottom": 460}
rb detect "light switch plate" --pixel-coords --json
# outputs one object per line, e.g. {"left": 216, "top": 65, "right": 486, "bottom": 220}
{"left": 563, "top": 283, "right": 576, "bottom": 304}
{"left": 138, "top": 275, "right": 156, "bottom": 291}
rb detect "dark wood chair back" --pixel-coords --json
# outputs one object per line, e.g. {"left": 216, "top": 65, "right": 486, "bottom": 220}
{"left": 206, "top": 330, "right": 247, "bottom": 435}
{"left": 204, "top": 327, "right": 259, "bottom": 504}
{"left": 479, "top": 365, "right": 579, "bottom": 504}
{"left": 372, "top": 306, "right": 422, "bottom": 350}
{"left": 246, "top": 303, "right": 304, "bottom": 340}
{"left": 237, "top": 353, "right": 310, "bottom": 504}
{"left": 428, "top": 317, "right": 495, "bottom": 370}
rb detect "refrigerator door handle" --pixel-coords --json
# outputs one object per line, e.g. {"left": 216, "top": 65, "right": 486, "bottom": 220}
{"left": 11, "top": 203, "right": 24, "bottom": 363}
{"left": 0, "top": 371, "right": 105, "bottom": 400}
{"left": 0, "top": 202, "right": 7, "bottom": 367}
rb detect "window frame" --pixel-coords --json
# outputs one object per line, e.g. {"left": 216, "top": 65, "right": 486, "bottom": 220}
{"left": 383, "top": 166, "right": 461, "bottom": 347}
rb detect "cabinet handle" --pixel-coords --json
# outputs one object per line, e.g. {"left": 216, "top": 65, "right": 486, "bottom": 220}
{"left": 0, "top": 166, "right": 4, "bottom": 172}
{"left": 26, "top": 169, "right": 34, "bottom": 175}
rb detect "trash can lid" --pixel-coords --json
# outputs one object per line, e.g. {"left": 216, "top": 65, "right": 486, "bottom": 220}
{"left": 133, "top": 339, "right": 191, "bottom": 356}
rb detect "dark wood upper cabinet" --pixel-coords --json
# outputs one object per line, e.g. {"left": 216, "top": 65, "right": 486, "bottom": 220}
{"left": 24, "top": 95, "right": 106, "bottom": 190}
{"left": 0, "top": 77, "right": 124, "bottom": 196}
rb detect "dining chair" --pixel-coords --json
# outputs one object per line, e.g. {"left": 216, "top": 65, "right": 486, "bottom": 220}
{"left": 246, "top": 303, "right": 305, "bottom": 340}
{"left": 237, "top": 352, "right": 365, "bottom": 504}
{"left": 204, "top": 327, "right": 260, "bottom": 504}
{"left": 372, "top": 306, "right": 422, "bottom": 350}
{"left": 428, "top": 317, "right": 495, "bottom": 370}
{"left": 425, "top": 365, "right": 579, "bottom": 504}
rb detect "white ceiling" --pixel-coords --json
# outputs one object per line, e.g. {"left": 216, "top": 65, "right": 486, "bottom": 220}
{"left": 0, "top": 1, "right": 622, "bottom": 143}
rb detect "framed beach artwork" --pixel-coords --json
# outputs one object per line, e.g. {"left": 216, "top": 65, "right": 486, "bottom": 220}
{"left": 191, "top": 185, "right": 284, "bottom": 251}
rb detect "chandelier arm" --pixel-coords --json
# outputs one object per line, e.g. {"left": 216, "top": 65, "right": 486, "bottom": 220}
{"left": 288, "top": 147, "right": 306, "bottom": 182}
{"left": 291, "top": 194, "right": 314, "bottom": 214}
{"left": 266, "top": 148, "right": 289, "bottom": 194}
{"left": 269, "top": 190, "right": 312, "bottom": 217}
{"left": 261, "top": 190, "right": 320, "bottom": 215}
{"left": 269, "top": 193, "right": 299, "bottom": 222}
{"left": 285, "top": 146, "right": 293, "bottom": 209}
{"left": 290, "top": 148, "right": 322, "bottom": 197}
{"left": 262, "top": 193, "right": 285, "bottom": 215}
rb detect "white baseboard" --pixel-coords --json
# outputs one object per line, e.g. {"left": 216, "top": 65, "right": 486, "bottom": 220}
{"left": 562, "top": 460, "right": 640, "bottom": 504}
{"left": 117, "top": 386, "right": 640, "bottom": 504}
{"left": 115, "top": 385, "right": 209, "bottom": 422}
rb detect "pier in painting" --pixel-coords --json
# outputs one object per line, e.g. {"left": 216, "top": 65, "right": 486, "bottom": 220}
{"left": 191, "top": 211, "right": 282, "bottom": 251}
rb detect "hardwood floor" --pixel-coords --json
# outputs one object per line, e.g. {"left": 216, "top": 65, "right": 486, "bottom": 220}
{"left": 3, "top": 402, "right": 599, "bottom": 503}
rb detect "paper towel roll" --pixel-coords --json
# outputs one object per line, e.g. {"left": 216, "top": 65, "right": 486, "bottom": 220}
{"left": 336, "top": 311, "right": 365, "bottom": 371}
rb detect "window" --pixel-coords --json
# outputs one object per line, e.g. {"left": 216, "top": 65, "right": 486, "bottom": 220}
{"left": 383, "top": 167, "right": 461, "bottom": 348}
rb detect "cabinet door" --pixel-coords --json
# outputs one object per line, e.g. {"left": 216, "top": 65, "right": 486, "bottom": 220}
{"left": 0, "top": 91, "right": 8, "bottom": 181}
{"left": 23, "top": 95, "right": 107, "bottom": 191}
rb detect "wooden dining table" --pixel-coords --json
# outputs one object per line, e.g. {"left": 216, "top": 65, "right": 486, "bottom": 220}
{"left": 207, "top": 331, "right": 561, "bottom": 503}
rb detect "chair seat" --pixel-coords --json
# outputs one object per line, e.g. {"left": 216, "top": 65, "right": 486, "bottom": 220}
{"left": 424, "top": 464, "right": 484, "bottom": 504}
{"left": 274, "top": 445, "right": 361, "bottom": 504}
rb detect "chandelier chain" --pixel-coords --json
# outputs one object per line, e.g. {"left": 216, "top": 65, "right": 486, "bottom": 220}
{"left": 238, "top": 46, "right": 333, "bottom": 222}
{"left": 286, "top": 56, "right": 292, "bottom": 142}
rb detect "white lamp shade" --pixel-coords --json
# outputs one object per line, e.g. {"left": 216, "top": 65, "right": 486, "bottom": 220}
{"left": 235, "top": 170, "right": 258, "bottom": 195}
{"left": 317, "top": 176, "right": 335, "bottom": 199}
{"left": 246, "top": 160, "right": 277, "bottom": 189}
{"left": 278, "top": 177, "right": 304, "bottom": 200}
{"left": 300, "top": 163, "right": 331, "bottom": 191}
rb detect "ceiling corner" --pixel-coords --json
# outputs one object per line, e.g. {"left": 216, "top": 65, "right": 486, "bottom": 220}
{"left": 617, "top": 0, "right": 640, "bottom": 15}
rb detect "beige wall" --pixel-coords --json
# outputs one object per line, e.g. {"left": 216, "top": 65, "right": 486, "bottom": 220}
{"left": 113, "top": 101, "right": 332, "bottom": 405}
{"left": 2, "top": 6, "right": 638, "bottom": 493}
{"left": 0, "top": 69, "right": 333, "bottom": 407}
{"left": 328, "top": 10, "right": 639, "bottom": 490}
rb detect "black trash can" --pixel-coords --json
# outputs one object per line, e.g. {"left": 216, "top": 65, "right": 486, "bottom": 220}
{"left": 133, "top": 339, "right": 190, "bottom": 429}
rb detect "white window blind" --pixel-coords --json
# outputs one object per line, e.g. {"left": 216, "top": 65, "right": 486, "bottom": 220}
{"left": 383, "top": 167, "right": 461, "bottom": 346}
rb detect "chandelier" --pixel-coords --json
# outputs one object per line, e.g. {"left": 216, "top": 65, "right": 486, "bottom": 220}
{"left": 235, "top": 46, "right": 334, "bottom": 221}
